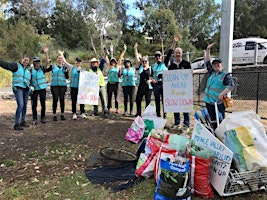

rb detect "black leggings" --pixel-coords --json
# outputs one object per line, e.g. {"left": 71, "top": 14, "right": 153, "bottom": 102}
{"left": 107, "top": 82, "right": 119, "bottom": 109}
{"left": 136, "top": 85, "right": 152, "bottom": 116}
{"left": 51, "top": 86, "right": 67, "bottom": 114}
{"left": 31, "top": 89, "right": 46, "bottom": 120}
{"left": 122, "top": 86, "right": 135, "bottom": 113}
{"left": 70, "top": 87, "right": 85, "bottom": 114}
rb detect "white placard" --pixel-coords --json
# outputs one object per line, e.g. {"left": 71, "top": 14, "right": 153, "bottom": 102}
{"left": 192, "top": 120, "right": 233, "bottom": 196}
{"left": 77, "top": 71, "right": 99, "bottom": 105}
{"left": 163, "top": 69, "right": 193, "bottom": 113}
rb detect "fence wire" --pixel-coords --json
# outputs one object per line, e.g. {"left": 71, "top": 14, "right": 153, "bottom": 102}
{"left": 193, "top": 66, "right": 267, "bottom": 119}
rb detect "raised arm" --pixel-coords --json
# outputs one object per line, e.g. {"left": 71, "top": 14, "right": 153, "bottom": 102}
{"left": 117, "top": 44, "right": 127, "bottom": 68}
{"left": 164, "top": 34, "right": 179, "bottom": 66}
{"left": 205, "top": 42, "right": 216, "bottom": 61}
{"left": 43, "top": 46, "right": 50, "bottom": 68}
{"left": 134, "top": 42, "right": 141, "bottom": 67}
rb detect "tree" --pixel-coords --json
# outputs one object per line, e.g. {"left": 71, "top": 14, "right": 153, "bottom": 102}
{"left": 234, "top": 0, "right": 267, "bottom": 39}
{"left": 134, "top": 0, "right": 220, "bottom": 51}
{"left": 0, "top": 20, "right": 40, "bottom": 60}
{"left": 48, "top": 2, "right": 88, "bottom": 49}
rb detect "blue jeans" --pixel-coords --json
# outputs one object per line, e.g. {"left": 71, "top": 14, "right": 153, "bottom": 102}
{"left": 14, "top": 87, "right": 29, "bottom": 124}
{"left": 174, "top": 112, "right": 190, "bottom": 127}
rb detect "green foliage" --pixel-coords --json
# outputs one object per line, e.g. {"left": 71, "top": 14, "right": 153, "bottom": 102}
{"left": 0, "top": 68, "right": 12, "bottom": 87}
{"left": 234, "top": 0, "right": 267, "bottom": 39}
{"left": 0, "top": 20, "right": 40, "bottom": 60}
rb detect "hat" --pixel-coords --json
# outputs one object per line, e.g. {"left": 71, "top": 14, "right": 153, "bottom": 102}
{"left": 110, "top": 57, "right": 117, "bottom": 64}
{"left": 33, "top": 56, "right": 41, "bottom": 62}
{"left": 212, "top": 58, "right": 222, "bottom": 64}
{"left": 90, "top": 58, "right": 99, "bottom": 63}
{"left": 154, "top": 51, "right": 162, "bottom": 56}
{"left": 75, "top": 58, "right": 82, "bottom": 62}
{"left": 123, "top": 58, "right": 132, "bottom": 66}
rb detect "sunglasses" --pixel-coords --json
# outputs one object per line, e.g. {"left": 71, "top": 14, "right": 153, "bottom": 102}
{"left": 155, "top": 54, "right": 161, "bottom": 57}
{"left": 142, "top": 60, "right": 148, "bottom": 63}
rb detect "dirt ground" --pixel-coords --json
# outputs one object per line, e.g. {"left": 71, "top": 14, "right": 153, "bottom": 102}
{"left": 1, "top": 99, "right": 267, "bottom": 199}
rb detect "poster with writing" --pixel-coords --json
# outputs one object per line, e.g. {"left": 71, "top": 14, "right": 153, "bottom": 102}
{"left": 163, "top": 69, "right": 193, "bottom": 113}
{"left": 191, "top": 120, "right": 233, "bottom": 196}
{"left": 77, "top": 71, "right": 99, "bottom": 105}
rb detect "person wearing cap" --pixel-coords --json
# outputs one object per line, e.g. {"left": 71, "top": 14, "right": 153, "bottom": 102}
{"left": 88, "top": 57, "right": 108, "bottom": 117}
{"left": 164, "top": 35, "right": 192, "bottom": 132}
{"left": 30, "top": 47, "right": 51, "bottom": 125}
{"left": 0, "top": 55, "right": 31, "bottom": 130}
{"left": 122, "top": 57, "right": 135, "bottom": 116}
{"left": 151, "top": 50, "right": 168, "bottom": 118}
{"left": 204, "top": 42, "right": 235, "bottom": 130}
{"left": 105, "top": 45, "right": 126, "bottom": 114}
{"left": 134, "top": 42, "right": 153, "bottom": 117}
{"left": 61, "top": 57, "right": 86, "bottom": 120}
{"left": 46, "top": 48, "right": 69, "bottom": 121}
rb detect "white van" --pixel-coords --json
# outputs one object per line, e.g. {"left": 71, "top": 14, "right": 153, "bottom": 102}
{"left": 232, "top": 37, "right": 267, "bottom": 65}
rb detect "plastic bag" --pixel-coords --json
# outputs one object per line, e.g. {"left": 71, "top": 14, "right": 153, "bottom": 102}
{"left": 215, "top": 111, "right": 267, "bottom": 163}
{"left": 187, "top": 141, "right": 214, "bottom": 199}
{"left": 154, "top": 156, "right": 190, "bottom": 200}
{"left": 144, "top": 119, "right": 154, "bottom": 138}
{"left": 142, "top": 102, "right": 167, "bottom": 129}
{"left": 125, "top": 116, "right": 145, "bottom": 143}
{"left": 135, "top": 135, "right": 163, "bottom": 177}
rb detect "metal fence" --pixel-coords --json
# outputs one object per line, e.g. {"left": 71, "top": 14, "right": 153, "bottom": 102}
{"left": 193, "top": 65, "right": 267, "bottom": 119}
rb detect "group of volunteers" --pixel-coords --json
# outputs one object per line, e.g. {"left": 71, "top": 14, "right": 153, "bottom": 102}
{"left": 0, "top": 35, "right": 234, "bottom": 131}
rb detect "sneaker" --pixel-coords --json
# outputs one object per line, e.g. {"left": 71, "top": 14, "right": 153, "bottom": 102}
{"left": 115, "top": 109, "right": 120, "bottom": 114}
{"left": 32, "top": 119, "right": 38, "bottom": 125}
{"left": 53, "top": 116, "right": 57, "bottom": 121}
{"left": 41, "top": 118, "right": 46, "bottom": 123}
{"left": 14, "top": 124, "right": 23, "bottom": 131}
{"left": 170, "top": 124, "right": 181, "bottom": 130}
{"left": 80, "top": 113, "right": 87, "bottom": 119}
{"left": 72, "top": 113, "right": 77, "bottom": 120}
{"left": 123, "top": 112, "right": 127, "bottom": 116}
{"left": 20, "top": 121, "right": 29, "bottom": 127}
{"left": 61, "top": 115, "right": 66, "bottom": 120}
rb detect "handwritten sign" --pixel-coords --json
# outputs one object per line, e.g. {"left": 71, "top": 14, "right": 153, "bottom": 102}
{"left": 192, "top": 120, "right": 233, "bottom": 196}
{"left": 77, "top": 71, "right": 99, "bottom": 105}
{"left": 163, "top": 69, "right": 193, "bottom": 113}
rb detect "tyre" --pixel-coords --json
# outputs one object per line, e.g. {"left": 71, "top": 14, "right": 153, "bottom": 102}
{"left": 263, "top": 57, "right": 267, "bottom": 64}
{"left": 100, "top": 147, "right": 137, "bottom": 162}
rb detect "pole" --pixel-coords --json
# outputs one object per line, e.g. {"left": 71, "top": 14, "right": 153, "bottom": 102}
{"left": 219, "top": 0, "right": 235, "bottom": 73}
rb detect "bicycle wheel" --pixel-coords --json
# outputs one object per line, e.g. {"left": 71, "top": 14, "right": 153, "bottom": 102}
{"left": 100, "top": 147, "right": 137, "bottom": 162}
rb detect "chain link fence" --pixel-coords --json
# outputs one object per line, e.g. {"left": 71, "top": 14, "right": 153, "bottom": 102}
{"left": 193, "top": 65, "right": 267, "bottom": 119}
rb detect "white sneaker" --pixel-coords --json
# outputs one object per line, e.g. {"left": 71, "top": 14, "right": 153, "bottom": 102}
{"left": 80, "top": 113, "right": 87, "bottom": 119}
{"left": 72, "top": 113, "right": 77, "bottom": 120}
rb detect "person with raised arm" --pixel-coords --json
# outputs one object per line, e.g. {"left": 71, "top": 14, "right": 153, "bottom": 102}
{"left": 204, "top": 42, "right": 235, "bottom": 130}
{"left": 0, "top": 55, "right": 31, "bottom": 130}
{"left": 134, "top": 42, "right": 153, "bottom": 117}
{"left": 105, "top": 45, "right": 126, "bottom": 114}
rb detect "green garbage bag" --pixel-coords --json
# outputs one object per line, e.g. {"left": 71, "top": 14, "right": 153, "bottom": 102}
{"left": 144, "top": 119, "right": 154, "bottom": 138}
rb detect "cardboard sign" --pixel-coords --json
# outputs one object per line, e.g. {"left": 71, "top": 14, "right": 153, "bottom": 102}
{"left": 192, "top": 120, "right": 233, "bottom": 196}
{"left": 77, "top": 71, "right": 100, "bottom": 105}
{"left": 163, "top": 69, "right": 193, "bottom": 113}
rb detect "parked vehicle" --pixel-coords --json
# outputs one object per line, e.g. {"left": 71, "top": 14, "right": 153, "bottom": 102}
{"left": 191, "top": 56, "right": 215, "bottom": 69}
{"left": 232, "top": 37, "right": 267, "bottom": 65}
